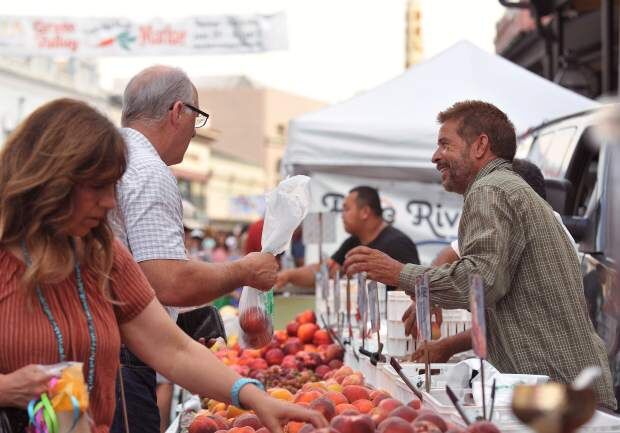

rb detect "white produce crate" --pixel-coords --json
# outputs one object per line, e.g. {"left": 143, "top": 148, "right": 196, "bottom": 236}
{"left": 387, "top": 291, "right": 411, "bottom": 321}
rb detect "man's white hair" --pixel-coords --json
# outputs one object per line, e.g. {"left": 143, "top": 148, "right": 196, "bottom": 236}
{"left": 121, "top": 65, "right": 194, "bottom": 127}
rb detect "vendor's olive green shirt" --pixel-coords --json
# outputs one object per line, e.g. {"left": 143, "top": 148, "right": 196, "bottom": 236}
{"left": 399, "top": 158, "right": 615, "bottom": 409}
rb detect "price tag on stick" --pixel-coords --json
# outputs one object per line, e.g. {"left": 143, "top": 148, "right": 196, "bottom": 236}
{"left": 368, "top": 280, "right": 380, "bottom": 333}
{"left": 334, "top": 270, "right": 341, "bottom": 320}
{"left": 415, "top": 274, "right": 431, "bottom": 342}
{"left": 469, "top": 273, "right": 488, "bottom": 419}
{"left": 469, "top": 274, "right": 488, "bottom": 359}
{"left": 357, "top": 273, "right": 368, "bottom": 340}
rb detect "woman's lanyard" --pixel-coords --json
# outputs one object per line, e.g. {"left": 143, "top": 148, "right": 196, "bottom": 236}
{"left": 21, "top": 241, "right": 97, "bottom": 392}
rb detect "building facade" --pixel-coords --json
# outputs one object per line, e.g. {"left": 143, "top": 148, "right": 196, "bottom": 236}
{"left": 495, "top": 0, "right": 618, "bottom": 99}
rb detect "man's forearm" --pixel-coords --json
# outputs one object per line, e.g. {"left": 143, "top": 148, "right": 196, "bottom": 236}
{"left": 140, "top": 259, "right": 249, "bottom": 307}
{"left": 440, "top": 330, "right": 472, "bottom": 358}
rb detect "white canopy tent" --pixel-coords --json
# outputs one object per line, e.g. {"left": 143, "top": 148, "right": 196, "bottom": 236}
{"left": 283, "top": 40, "right": 598, "bottom": 264}
{"left": 283, "top": 40, "right": 598, "bottom": 182}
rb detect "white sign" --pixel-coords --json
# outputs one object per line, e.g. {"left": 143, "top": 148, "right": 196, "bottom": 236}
{"left": 308, "top": 173, "right": 463, "bottom": 265}
{"left": 0, "top": 14, "right": 287, "bottom": 57}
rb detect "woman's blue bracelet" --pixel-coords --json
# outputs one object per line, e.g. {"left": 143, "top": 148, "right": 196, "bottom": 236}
{"left": 231, "top": 378, "right": 265, "bottom": 409}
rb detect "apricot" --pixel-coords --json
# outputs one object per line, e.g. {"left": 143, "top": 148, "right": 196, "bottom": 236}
{"left": 268, "top": 387, "right": 294, "bottom": 401}
{"left": 294, "top": 390, "right": 323, "bottom": 404}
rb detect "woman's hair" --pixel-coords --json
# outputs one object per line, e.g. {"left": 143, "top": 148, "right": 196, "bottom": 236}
{"left": 0, "top": 98, "right": 127, "bottom": 294}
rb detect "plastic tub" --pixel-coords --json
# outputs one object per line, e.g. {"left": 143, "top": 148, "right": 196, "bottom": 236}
{"left": 387, "top": 291, "right": 411, "bottom": 321}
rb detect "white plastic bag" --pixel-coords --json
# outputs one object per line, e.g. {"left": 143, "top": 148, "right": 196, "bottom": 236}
{"left": 239, "top": 176, "right": 311, "bottom": 348}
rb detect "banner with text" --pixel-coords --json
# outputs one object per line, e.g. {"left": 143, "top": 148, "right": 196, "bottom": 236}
{"left": 0, "top": 13, "right": 287, "bottom": 56}
{"left": 308, "top": 173, "right": 463, "bottom": 266}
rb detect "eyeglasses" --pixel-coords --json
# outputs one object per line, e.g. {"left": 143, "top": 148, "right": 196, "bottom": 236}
{"left": 169, "top": 102, "right": 210, "bottom": 128}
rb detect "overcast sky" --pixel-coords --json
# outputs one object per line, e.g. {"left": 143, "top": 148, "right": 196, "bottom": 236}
{"left": 2, "top": 0, "right": 506, "bottom": 103}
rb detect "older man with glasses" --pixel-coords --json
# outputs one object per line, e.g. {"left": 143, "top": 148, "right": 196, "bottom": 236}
{"left": 109, "top": 65, "right": 279, "bottom": 433}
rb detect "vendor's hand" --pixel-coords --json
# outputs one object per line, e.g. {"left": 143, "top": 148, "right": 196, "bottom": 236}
{"left": 411, "top": 339, "right": 453, "bottom": 363}
{"left": 274, "top": 270, "right": 291, "bottom": 290}
{"left": 402, "top": 302, "right": 442, "bottom": 338}
{"left": 240, "top": 252, "right": 278, "bottom": 291}
{"left": 402, "top": 302, "right": 417, "bottom": 337}
{"left": 242, "top": 388, "right": 328, "bottom": 433}
{"left": 0, "top": 364, "right": 55, "bottom": 408}
{"left": 343, "top": 246, "right": 403, "bottom": 286}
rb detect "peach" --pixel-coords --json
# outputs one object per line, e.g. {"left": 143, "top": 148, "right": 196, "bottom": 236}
{"left": 239, "top": 306, "right": 269, "bottom": 333}
{"left": 283, "top": 339, "right": 304, "bottom": 356}
{"left": 377, "top": 417, "right": 414, "bottom": 433}
{"left": 229, "top": 428, "right": 255, "bottom": 433}
{"left": 446, "top": 429, "right": 467, "bottom": 433}
{"left": 371, "top": 393, "right": 391, "bottom": 407}
{"left": 310, "top": 397, "right": 337, "bottom": 421}
{"left": 389, "top": 406, "right": 418, "bottom": 422}
{"left": 325, "top": 344, "right": 345, "bottom": 362}
{"left": 416, "top": 411, "right": 448, "bottom": 433}
{"left": 274, "top": 330, "right": 288, "bottom": 343}
{"left": 297, "top": 323, "right": 319, "bottom": 344}
{"left": 255, "top": 429, "right": 271, "bottom": 433}
{"left": 378, "top": 398, "right": 403, "bottom": 413}
{"left": 324, "top": 391, "right": 348, "bottom": 406}
{"left": 370, "top": 407, "right": 390, "bottom": 427}
{"left": 296, "top": 310, "right": 317, "bottom": 324}
{"left": 341, "top": 374, "right": 364, "bottom": 387}
{"left": 335, "top": 403, "right": 360, "bottom": 415}
{"left": 233, "top": 414, "right": 262, "bottom": 430}
{"left": 330, "top": 413, "right": 375, "bottom": 433}
{"left": 334, "top": 366, "right": 353, "bottom": 379}
{"left": 304, "top": 344, "right": 319, "bottom": 353}
{"left": 352, "top": 399, "right": 374, "bottom": 414}
{"left": 313, "top": 330, "right": 333, "bottom": 346}
{"left": 264, "top": 348, "right": 285, "bottom": 366}
{"left": 315, "top": 429, "right": 342, "bottom": 433}
{"left": 287, "top": 321, "right": 300, "bottom": 336}
{"left": 407, "top": 398, "right": 422, "bottom": 410}
{"left": 209, "top": 415, "right": 230, "bottom": 430}
{"left": 465, "top": 421, "right": 500, "bottom": 433}
{"left": 316, "top": 365, "right": 331, "bottom": 379}
{"left": 328, "top": 359, "right": 343, "bottom": 370}
{"left": 249, "top": 358, "right": 268, "bottom": 370}
{"left": 188, "top": 416, "right": 219, "bottom": 433}
{"left": 299, "top": 424, "right": 315, "bottom": 433}
{"left": 342, "top": 385, "right": 371, "bottom": 403}
{"left": 412, "top": 421, "right": 442, "bottom": 433}
{"left": 286, "top": 421, "right": 306, "bottom": 433}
